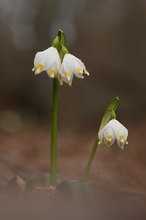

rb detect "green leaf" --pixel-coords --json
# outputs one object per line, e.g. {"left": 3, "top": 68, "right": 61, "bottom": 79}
{"left": 58, "top": 180, "right": 82, "bottom": 197}
{"left": 58, "top": 180, "right": 96, "bottom": 200}
{"left": 52, "top": 29, "right": 69, "bottom": 61}
{"left": 52, "top": 36, "right": 59, "bottom": 48}
{"left": 99, "top": 97, "right": 119, "bottom": 130}
{"left": 58, "top": 29, "right": 67, "bottom": 47}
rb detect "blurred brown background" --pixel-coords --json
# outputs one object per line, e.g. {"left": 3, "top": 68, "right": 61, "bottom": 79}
{"left": 0, "top": 0, "right": 146, "bottom": 212}
{"left": 0, "top": 0, "right": 146, "bottom": 125}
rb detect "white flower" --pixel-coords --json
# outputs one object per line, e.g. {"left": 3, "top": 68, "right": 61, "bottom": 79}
{"left": 98, "top": 119, "right": 128, "bottom": 149}
{"left": 60, "top": 54, "right": 89, "bottom": 86}
{"left": 32, "top": 47, "right": 61, "bottom": 78}
{"left": 32, "top": 48, "right": 89, "bottom": 86}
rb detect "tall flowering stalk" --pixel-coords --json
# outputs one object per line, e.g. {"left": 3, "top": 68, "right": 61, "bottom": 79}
{"left": 49, "top": 31, "right": 65, "bottom": 186}
{"left": 50, "top": 78, "right": 58, "bottom": 186}
{"left": 32, "top": 30, "right": 89, "bottom": 186}
{"left": 32, "top": 29, "right": 128, "bottom": 188}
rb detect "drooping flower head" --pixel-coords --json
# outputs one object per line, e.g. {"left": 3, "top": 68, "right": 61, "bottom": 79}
{"left": 32, "top": 30, "right": 89, "bottom": 86}
{"left": 60, "top": 54, "right": 89, "bottom": 86}
{"left": 32, "top": 47, "right": 61, "bottom": 78}
{"left": 98, "top": 119, "right": 128, "bottom": 149}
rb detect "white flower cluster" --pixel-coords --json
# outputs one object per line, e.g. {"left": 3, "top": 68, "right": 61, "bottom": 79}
{"left": 98, "top": 119, "right": 128, "bottom": 149}
{"left": 32, "top": 47, "right": 89, "bottom": 86}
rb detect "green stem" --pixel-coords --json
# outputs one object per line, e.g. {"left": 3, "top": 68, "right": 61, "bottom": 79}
{"left": 81, "top": 137, "right": 99, "bottom": 182}
{"left": 81, "top": 97, "right": 119, "bottom": 182}
{"left": 50, "top": 78, "right": 58, "bottom": 186}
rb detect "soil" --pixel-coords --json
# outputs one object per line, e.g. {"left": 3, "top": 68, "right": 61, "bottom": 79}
{"left": 0, "top": 121, "right": 146, "bottom": 219}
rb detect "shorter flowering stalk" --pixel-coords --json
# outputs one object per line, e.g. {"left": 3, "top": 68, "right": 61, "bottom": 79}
{"left": 81, "top": 97, "right": 127, "bottom": 182}
{"left": 81, "top": 136, "right": 99, "bottom": 182}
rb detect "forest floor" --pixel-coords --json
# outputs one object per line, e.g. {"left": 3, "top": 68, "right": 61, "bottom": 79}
{"left": 0, "top": 120, "right": 146, "bottom": 219}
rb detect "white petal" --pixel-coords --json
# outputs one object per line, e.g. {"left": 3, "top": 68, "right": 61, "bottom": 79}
{"left": 84, "top": 69, "right": 90, "bottom": 76}
{"left": 72, "top": 55, "right": 89, "bottom": 78}
{"left": 103, "top": 126, "right": 116, "bottom": 146}
{"left": 64, "top": 78, "right": 73, "bottom": 86}
{"left": 98, "top": 121, "right": 111, "bottom": 144}
{"left": 61, "top": 54, "right": 74, "bottom": 75}
{"left": 59, "top": 53, "right": 89, "bottom": 85}
{"left": 35, "top": 68, "right": 42, "bottom": 75}
{"left": 73, "top": 61, "right": 84, "bottom": 78}
{"left": 46, "top": 61, "right": 59, "bottom": 78}
{"left": 33, "top": 47, "right": 61, "bottom": 74}
{"left": 65, "top": 54, "right": 84, "bottom": 78}
{"left": 110, "top": 119, "right": 128, "bottom": 148}
{"left": 59, "top": 55, "right": 74, "bottom": 83}
{"left": 57, "top": 75, "right": 64, "bottom": 86}
{"left": 98, "top": 129, "right": 104, "bottom": 144}
{"left": 59, "top": 65, "right": 65, "bottom": 77}
{"left": 98, "top": 119, "right": 128, "bottom": 148}
{"left": 98, "top": 124, "right": 115, "bottom": 146}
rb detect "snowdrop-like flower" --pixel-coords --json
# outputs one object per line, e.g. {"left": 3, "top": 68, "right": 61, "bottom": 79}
{"left": 32, "top": 46, "right": 89, "bottom": 86}
{"left": 32, "top": 47, "right": 61, "bottom": 78}
{"left": 98, "top": 119, "right": 128, "bottom": 149}
{"left": 60, "top": 54, "right": 89, "bottom": 86}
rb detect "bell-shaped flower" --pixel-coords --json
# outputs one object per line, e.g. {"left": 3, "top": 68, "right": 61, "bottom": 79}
{"left": 60, "top": 53, "right": 89, "bottom": 86}
{"left": 32, "top": 47, "right": 61, "bottom": 78}
{"left": 98, "top": 119, "right": 128, "bottom": 149}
